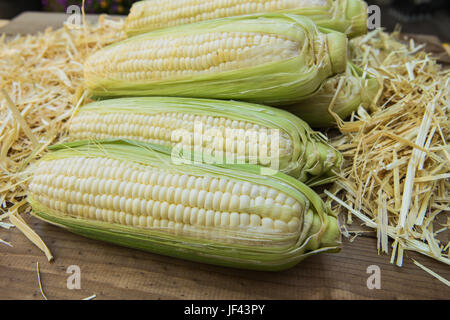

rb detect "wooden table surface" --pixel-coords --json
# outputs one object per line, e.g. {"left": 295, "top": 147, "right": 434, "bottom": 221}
{"left": 2, "top": 213, "right": 449, "bottom": 300}
{"left": 0, "top": 12, "right": 449, "bottom": 300}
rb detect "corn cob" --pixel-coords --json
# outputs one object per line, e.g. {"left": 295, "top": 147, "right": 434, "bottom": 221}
{"left": 27, "top": 140, "right": 340, "bottom": 270}
{"left": 124, "top": 0, "right": 367, "bottom": 38}
{"left": 85, "top": 14, "right": 347, "bottom": 105}
{"left": 69, "top": 97, "right": 342, "bottom": 185}
{"left": 282, "top": 63, "right": 380, "bottom": 127}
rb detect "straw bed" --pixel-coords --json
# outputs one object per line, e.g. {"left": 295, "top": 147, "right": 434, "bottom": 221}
{"left": 0, "top": 16, "right": 124, "bottom": 258}
{"left": 328, "top": 29, "right": 449, "bottom": 275}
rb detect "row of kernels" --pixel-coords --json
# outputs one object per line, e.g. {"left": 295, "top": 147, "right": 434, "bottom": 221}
{"left": 107, "top": 46, "right": 293, "bottom": 80}
{"left": 32, "top": 192, "right": 300, "bottom": 234}
{"left": 109, "top": 36, "right": 295, "bottom": 71}
{"left": 128, "top": 0, "right": 301, "bottom": 29}
{"left": 32, "top": 170, "right": 299, "bottom": 209}
{"left": 70, "top": 131, "right": 171, "bottom": 147}
{"left": 35, "top": 157, "right": 140, "bottom": 178}
{"left": 115, "top": 33, "right": 262, "bottom": 61}
{"left": 31, "top": 176, "right": 302, "bottom": 225}
{"left": 73, "top": 111, "right": 264, "bottom": 133}
{"left": 36, "top": 193, "right": 261, "bottom": 228}
{"left": 32, "top": 157, "right": 303, "bottom": 208}
{"left": 34, "top": 180, "right": 271, "bottom": 216}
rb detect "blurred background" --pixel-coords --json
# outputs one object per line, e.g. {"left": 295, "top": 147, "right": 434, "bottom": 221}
{"left": 0, "top": 0, "right": 449, "bottom": 41}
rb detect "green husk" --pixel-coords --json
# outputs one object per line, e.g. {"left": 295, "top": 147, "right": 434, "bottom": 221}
{"left": 85, "top": 14, "right": 347, "bottom": 105}
{"left": 72, "top": 97, "right": 342, "bottom": 185}
{"left": 124, "top": 0, "right": 367, "bottom": 38}
{"left": 282, "top": 63, "right": 380, "bottom": 128}
{"left": 332, "top": 0, "right": 368, "bottom": 38}
{"left": 27, "top": 139, "right": 341, "bottom": 271}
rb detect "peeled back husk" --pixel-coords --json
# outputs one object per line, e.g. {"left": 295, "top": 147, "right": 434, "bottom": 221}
{"left": 27, "top": 140, "right": 341, "bottom": 271}
{"left": 282, "top": 63, "right": 380, "bottom": 127}
{"left": 84, "top": 14, "right": 347, "bottom": 105}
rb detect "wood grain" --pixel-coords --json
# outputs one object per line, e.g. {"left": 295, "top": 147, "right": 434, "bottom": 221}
{"left": 0, "top": 213, "right": 448, "bottom": 300}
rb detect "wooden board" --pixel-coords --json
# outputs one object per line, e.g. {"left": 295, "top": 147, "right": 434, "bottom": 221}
{"left": 0, "top": 12, "right": 449, "bottom": 300}
{"left": 1, "top": 213, "right": 449, "bottom": 300}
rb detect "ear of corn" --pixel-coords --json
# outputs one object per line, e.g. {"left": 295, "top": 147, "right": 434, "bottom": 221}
{"left": 282, "top": 63, "right": 380, "bottom": 127}
{"left": 85, "top": 14, "right": 347, "bottom": 105}
{"left": 124, "top": 0, "right": 367, "bottom": 38}
{"left": 69, "top": 97, "right": 342, "bottom": 185}
{"left": 27, "top": 140, "right": 340, "bottom": 271}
